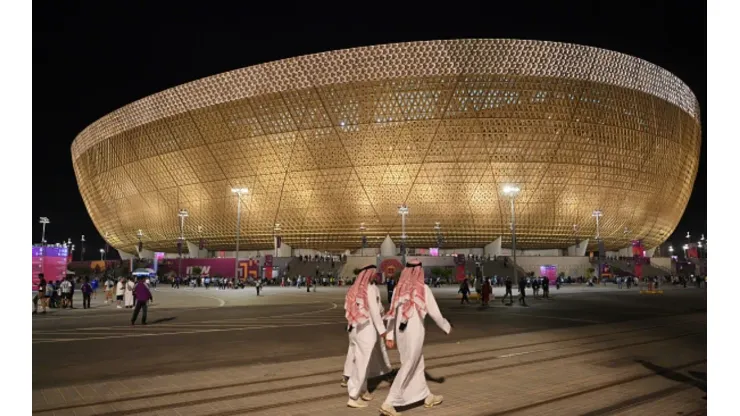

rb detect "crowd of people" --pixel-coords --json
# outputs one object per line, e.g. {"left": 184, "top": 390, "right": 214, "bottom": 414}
{"left": 33, "top": 273, "right": 155, "bottom": 323}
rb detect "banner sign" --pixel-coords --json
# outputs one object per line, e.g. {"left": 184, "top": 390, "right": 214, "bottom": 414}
{"left": 456, "top": 264, "right": 466, "bottom": 282}
{"left": 32, "top": 246, "right": 70, "bottom": 287}
{"left": 264, "top": 255, "right": 273, "bottom": 280}
{"left": 540, "top": 265, "right": 557, "bottom": 282}
{"left": 162, "top": 258, "right": 260, "bottom": 279}
{"left": 380, "top": 258, "right": 403, "bottom": 278}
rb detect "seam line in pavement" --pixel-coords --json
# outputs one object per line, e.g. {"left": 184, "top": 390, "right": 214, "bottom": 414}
{"left": 482, "top": 359, "right": 707, "bottom": 416}
{"left": 33, "top": 329, "right": 703, "bottom": 415}
{"left": 578, "top": 384, "right": 695, "bottom": 416}
{"left": 32, "top": 319, "right": 700, "bottom": 413}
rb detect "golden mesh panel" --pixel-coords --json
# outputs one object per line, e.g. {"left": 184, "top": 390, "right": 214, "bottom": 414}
{"left": 71, "top": 39, "right": 701, "bottom": 252}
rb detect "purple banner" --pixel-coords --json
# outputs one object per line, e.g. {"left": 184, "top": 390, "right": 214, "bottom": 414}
{"left": 161, "top": 258, "right": 261, "bottom": 278}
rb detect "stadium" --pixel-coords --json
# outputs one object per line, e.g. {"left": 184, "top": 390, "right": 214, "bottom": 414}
{"left": 71, "top": 39, "right": 701, "bottom": 255}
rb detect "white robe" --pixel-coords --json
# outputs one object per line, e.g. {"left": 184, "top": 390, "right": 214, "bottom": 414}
{"left": 346, "top": 283, "right": 389, "bottom": 400}
{"left": 343, "top": 284, "right": 392, "bottom": 378}
{"left": 383, "top": 285, "right": 451, "bottom": 407}
{"left": 124, "top": 281, "right": 135, "bottom": 307}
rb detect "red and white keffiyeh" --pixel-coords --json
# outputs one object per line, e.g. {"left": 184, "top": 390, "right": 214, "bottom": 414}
{"left": 385, "top": 260, "right": 426, "bottom": 322}
{"left": 344, "top": 265, "right": 377, "bottom": 328}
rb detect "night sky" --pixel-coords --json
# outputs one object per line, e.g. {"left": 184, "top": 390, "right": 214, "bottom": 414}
{"left": 33, "top": 2, "right": 706, "bottom": 258}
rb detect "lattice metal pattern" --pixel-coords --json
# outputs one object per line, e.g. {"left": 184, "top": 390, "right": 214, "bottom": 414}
{"left": 71, "top": 39, "right": 702, "bottom": 253}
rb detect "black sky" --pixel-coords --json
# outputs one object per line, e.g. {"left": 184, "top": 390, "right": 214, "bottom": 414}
{"left": 33, "top": 1, "right": 706, "bottom": 257}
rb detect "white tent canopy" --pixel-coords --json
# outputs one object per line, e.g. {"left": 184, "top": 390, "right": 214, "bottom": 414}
{"left": 132, "top": 268, "right": 156, "bottom": 276}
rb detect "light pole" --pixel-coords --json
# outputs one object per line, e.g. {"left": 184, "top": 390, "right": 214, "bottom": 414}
{"left": 80, "top": 234, "right": 86, "bottom": 261}
{"left": 231, "top": 188, "right": 249, "bottom": 281}
{"left": 434, "top": 222, "right": 442, "bottom": 250}
{"left": 274, "top": 223, "right": 281, "bottom": 258}
{"left": 682, "top": 244, "right": 689, "bottom": 259}
{"left": 503, "top": 185, "right": 520, "bottom": 284}
{"left": 592, "top": 210, "right": 603, "bottom": 280}
{"left": 685, "top": 231, "right": 691, "bottom": 258}
{"left": 573, "top": 224, "right": 579, "bottom": 248}
{"left": 700, "top": 234, "right": 706, "bottom": 258}
{"left": 99, "top": 248, "right": 105, "bottom": 260}
{"left": 39, "top": 217, "right": 50, "bottom": 245}
{"left": 178, "top": 208, "right": 189, "bottom": 279}
{"left": 360, "top": 223, "right": 367, "bottom": 256}
{"left": 398, "top": 204, "right": 409, "bottom": 264}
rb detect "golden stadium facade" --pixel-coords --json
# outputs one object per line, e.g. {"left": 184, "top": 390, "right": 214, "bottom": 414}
{"left": 71, "top": 39, "right": 701, "bottom": 253}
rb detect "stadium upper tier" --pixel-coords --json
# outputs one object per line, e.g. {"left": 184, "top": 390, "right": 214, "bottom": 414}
{"left": 71, "top": 39, "right": 701, "bottom": 253}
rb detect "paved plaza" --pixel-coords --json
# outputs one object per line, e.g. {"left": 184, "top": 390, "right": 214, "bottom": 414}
{"left": 33, "top": 285, "right": 707, "bottom": 415}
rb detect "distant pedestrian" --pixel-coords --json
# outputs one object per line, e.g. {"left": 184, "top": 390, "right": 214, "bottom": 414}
{"left": 124, "top": 278, "right": 135, "bottom": 308}
{"left": 458, "top": 280, "right": 470, "bottom": 304}
{"left": 81, "top": 278, "right": 93, "bottom": 309}
{"left": 481, "top": 278, "right": 492, "bottom": 306}
{"left": 91, "top": 278, "right": 98, "bottom": 299}
{"left": 386, "top": 277, "right": 396, "bottom": 304}
{"left": 518, "top": 278, "right": 527, "bottom": 306}
{"left": 501, "top": 277, "right": 514, "bottom": 304}
{"left": 115, "top": 278, "right": 124, "bottom": 308}
{"left": 131, "top": 276, "right": 153, "bottom": 325}
{"left": 36, "top": 276, "right": 48, "bottom": 314}
{"left": 542, "top": 277, "right": 550, "bottom": 299}
{"left": 60, "top": 277, "right": 73, "bottom": 309}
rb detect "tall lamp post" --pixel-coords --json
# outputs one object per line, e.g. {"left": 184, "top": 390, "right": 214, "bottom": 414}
{"left": 503, "top": 185, "right": 520, "bottom": 284}
{"left": 434, "top": 222, "right": 442, "bottom": 250}
{"left": 231, "top": 188, "right": 249, "bottom": 280}
{"left": 178, "top": 209, "right": 189, "bottom": 280}
{"left": 685, "top": 232, "right": 691, "bottom": 258}
{"left": 39, "top": 217, "right": 50, "bottom": 245}
{"left": 360, "top": 223, "right": 367, "bottom": 256}
{"left": 80, "top": 234, "right": 86, "bottom": 261}
{"left": 592, "top": 210, "right": 603, "bottom": 280}
{"left": 99, "top": 248, "right": 105, "bottom": 260}
{"left": 668, "top": 245, "right": 674, "bottom": 259}
{"left": 398, "top": 204, "right": 409, "bottom": 264}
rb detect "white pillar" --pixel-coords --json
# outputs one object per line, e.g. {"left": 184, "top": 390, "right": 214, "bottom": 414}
{"left": 380, "top": 235, "right": 397, "bottom": 257}
{"left": 276, "top": 242, "right": 292, "bottom": 257}
{"left": 567, "top": 238, "right": 589, "bottom": 257}
{"left": 484, "top": 237, "right": 502, "bottom": 257}
{"left": 117, "top": 250, "right": 136, "bottom": 260}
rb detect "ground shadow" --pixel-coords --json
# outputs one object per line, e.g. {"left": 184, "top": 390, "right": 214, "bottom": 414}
{"left": 150, "top": 317, "right": 177, "bottom": 324}
{"left": 367, "top": 369, "right": 444, "bottom": 392}
{"left": 635, "top": 360, "right": 707, "bottom": 393}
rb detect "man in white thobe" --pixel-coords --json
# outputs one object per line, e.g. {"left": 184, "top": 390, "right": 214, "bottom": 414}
{"left": 124, "top": 278, "right": 135, "bottom": 308}
{"left": 380, "top": 260, "right": 452, "bottom": 416}
{"left": 344, "top": 265, "right": 389, "bottom": 409}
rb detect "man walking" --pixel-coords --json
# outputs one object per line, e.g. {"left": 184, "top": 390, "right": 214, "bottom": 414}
{"left": 131, "top": 276, "right": 153, "bottom": 325}
{"left": 518, "top": 277, "right": 528, "bottom": 306}
{"left": 501, "top": 277, "right": 514, "bottom": 305}
{"left": 459, "top": 279, "right": 471, "bottom": 305}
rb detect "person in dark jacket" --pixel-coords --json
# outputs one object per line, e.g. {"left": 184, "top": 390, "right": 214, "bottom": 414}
{"left": 542, "top": 277, "right": 550, "bottom": 299}
{"left": 518, "top": 278, "right": 528, "bottom": 306}
{"left": 131, "top": 276, "right": 153, "bottom": 325}
{"left": 458, "top": 280, "right": 471, "bottom": 304}
{"left": 81, "top": 277, "right": 93, "bottom": 309}
{"left": 386, "top": 277, "right": 396, "bottom": 304}
{"left": 501, "top": 277, "right": 514, "bottom": 305}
